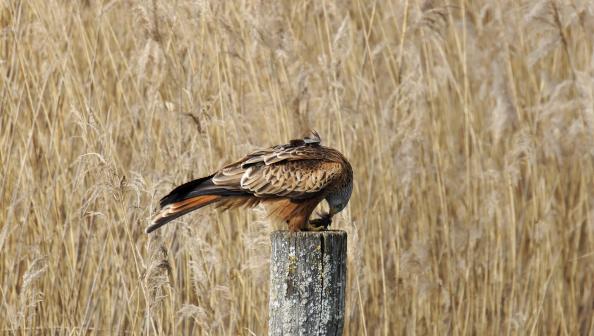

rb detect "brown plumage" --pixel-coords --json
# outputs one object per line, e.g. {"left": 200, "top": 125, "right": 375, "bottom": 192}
{"left": 147, "top": 131, "right": 353, "bottom": 233}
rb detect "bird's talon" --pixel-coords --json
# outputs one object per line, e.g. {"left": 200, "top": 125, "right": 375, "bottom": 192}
{"left": 304, "top": 223, "right": 327, "bottom": 231}
{"left": 307, "top": 212, "right": 332, "bottom": 230}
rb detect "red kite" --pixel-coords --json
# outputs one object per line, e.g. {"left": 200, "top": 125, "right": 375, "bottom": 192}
{"left": 147, "top": 131, "right": 353, "bottom": 233}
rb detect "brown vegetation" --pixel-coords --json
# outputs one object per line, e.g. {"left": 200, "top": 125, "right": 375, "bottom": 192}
{"left": 1, "top": 0, "right": 593, "bottom": 334}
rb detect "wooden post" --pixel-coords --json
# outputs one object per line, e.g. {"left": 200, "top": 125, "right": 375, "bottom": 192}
{"left": 269, "top": 230, "right": 347, "bottom": 336}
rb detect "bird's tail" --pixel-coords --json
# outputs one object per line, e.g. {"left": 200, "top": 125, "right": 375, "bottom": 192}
{"left": 146, "top": 174, "right": 244, "bottom": 233}
{"left": 147, "top": 194, "right": 221, "bottom": 233}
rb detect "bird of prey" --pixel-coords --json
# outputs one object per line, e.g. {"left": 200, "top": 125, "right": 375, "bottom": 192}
{"left": 147, "top": 131, "right": 353, "bottom": 233}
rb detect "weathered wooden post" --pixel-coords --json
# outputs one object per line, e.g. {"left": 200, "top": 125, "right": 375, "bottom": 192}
{"left": 269, "top": 230, "right": 347, "bottom": 336}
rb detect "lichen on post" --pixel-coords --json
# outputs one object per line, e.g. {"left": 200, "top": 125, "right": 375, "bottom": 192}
{"left": 269, "top": 230, "right": 347, "bottom": 336}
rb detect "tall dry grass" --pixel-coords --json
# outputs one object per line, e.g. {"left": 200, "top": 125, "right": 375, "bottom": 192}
{"left": 1, "top": 0, "right": 593, "bottom": 334}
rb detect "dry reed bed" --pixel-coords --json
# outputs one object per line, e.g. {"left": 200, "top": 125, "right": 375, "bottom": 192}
{"left": 1, "top": 0, "right": 593, "bottom": 334}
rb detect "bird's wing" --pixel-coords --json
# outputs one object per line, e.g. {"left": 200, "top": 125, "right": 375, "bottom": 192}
{"left": 238, "top": 159, "right": 343, "bottom": 198}
{"left": 211, "top": 133, "right": 343, "bottom": 199}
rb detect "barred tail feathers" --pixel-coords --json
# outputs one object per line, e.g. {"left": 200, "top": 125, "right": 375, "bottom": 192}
{"left": 147, "top": 174, "right": 254, "bottom": 233}
{"left": 147, "top": 194, "right": 221, "bottom": 233}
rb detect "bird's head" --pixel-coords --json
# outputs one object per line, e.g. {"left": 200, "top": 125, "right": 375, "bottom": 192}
{"left": 328, "top": 199, "right": 347, "bottom": 215}
{"left": 326, "top": 182, "right": 353, "bottom": 215}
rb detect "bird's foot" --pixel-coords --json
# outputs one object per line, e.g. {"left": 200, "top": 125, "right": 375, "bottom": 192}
{"left": 306, "top": 212, "right": 333, "bottom": 231}
{"left": 304, "top": 223, "right": 326, "bottom": 231}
